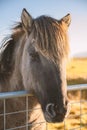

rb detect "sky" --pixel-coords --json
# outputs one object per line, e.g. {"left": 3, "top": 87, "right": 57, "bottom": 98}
{"left": 0, "top": 0, "right": 87, "bottom": 56}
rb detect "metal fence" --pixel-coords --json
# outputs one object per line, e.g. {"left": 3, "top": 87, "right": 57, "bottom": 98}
{"left": 0, "top": 84, "right": 87, "bottom": 130}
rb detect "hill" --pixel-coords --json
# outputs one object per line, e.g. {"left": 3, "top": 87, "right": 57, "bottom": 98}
{"left": 74, "top": 52, "right": 87, "bottom": 58}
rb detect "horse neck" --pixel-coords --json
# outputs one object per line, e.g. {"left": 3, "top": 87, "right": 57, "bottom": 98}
{"left": 9, "top": 33, "right": 25, "bottom": 92}
{"left": 0, "top": 32, "right": 25, "bottom": 92}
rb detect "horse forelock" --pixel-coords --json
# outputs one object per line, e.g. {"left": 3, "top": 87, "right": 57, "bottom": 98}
{"left": 32, "top": 16, "right": 69, "bottom": 64}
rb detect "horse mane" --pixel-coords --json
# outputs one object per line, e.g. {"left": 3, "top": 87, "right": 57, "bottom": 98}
{"left": 0, "top": 22, "right": 24, "bottom": 77}
{"left": 0, "top": 15, "right": 69, "bottom": 76}
{"left": 0, "top": 37, "right": 14, "bottom": 76}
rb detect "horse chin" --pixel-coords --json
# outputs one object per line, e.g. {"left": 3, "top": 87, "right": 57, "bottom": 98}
{"left": 43, "top": 103, "right": 71, "bottom": 123}
{"left": 44, "top": 113, "right": 65, "bottom": 123}
{"left": 44, "top": 110, "right": 65, "bottom": 123}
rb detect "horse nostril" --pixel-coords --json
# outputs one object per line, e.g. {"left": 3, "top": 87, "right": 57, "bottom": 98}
{"left": 56, "top": 107, "right": 67, "bottom": 116}
{"left": 46, "top": 103, "right": 56, "bottom": 118}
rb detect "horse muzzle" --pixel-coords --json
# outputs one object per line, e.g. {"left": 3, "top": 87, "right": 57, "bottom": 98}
{"left": 44, "top": 102, "right": 71, "bottom": 123}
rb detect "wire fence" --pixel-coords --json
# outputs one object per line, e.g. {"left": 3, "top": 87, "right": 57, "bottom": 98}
{"left": 0, "top": 84, "right": 87, "bottom": 130}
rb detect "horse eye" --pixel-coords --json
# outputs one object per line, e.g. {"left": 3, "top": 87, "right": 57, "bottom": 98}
{"left": 29, "top": 52, "right": 36, "bottom": 57}
{"left": 28, "top": 44, "right": 40, "bottom": 60}
{"left": 29, "top": 51, "right": 40, "bottom": 60}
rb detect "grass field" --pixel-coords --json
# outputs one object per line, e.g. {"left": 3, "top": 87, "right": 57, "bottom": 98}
{"left": 67, "top": 58, "right": 87, "bottom": 85}
{"left": 48, "top": 58, "right": 87, "bottom": 130}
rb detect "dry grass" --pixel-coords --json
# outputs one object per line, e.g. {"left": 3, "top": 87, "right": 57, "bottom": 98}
{"left": 67, "top": 58, "right": 87, "bottom": 85}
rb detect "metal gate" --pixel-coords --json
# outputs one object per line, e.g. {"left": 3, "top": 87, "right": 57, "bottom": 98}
{"left": 0, "top": 84, "right": 87, "bottom": 130}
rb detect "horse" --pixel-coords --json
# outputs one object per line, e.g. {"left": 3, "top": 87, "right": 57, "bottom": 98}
{"left": 0, "top": 8, "right": 71, "bottom": 130}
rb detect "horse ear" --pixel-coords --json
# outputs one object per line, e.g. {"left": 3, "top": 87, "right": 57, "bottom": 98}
{"left": 61, "top": 14, "right": 71, "bottom": 27}
{"left": 21, "top": 8, "right": 32, "bottom": 32}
